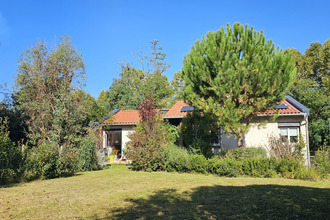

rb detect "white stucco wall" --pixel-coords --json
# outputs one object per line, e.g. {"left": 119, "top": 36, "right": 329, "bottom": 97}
{"left": 101, "top": 125, "right": 135, "bottom": 150}
{"left": 121, "top": 126, "right": 135, "bottom": 150}
{"left": 220, "top": 114, "right": 309, "bottom": 164}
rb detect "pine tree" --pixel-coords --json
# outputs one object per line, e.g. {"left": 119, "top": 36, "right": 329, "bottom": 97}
{"left": 182, "top": 23, "right": 296, "bottom": 146}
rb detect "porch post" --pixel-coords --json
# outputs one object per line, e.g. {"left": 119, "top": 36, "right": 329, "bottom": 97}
{"left": 103, "top": 129, "right": 107, "bottom": 149}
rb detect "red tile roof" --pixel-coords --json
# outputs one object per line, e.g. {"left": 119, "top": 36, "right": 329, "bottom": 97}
{"left": 103, "top": 110, "right": 140, "bottom": 125}
{"left": 163, "top": 101, "right": 191, "bottom": 118}
{"left": 103, "top": 98, "right": 303, "bottom": 125}
{"left": 257, "top": 100, "right": 300, "bottom": 115}
{"left": 163, "top": 98, "right": 302, "bottom": 118}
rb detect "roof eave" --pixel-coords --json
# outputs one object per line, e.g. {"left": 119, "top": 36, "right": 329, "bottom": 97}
{"left": 101, "top": 123, "right": 138, "bottom": 126}
{"left": 256, "top": 113, "right": 307, "bottom": 117}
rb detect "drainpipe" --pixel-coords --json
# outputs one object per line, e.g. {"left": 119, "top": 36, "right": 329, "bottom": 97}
{"left": 305, "top": 114, "right": 310, "bottom": 168}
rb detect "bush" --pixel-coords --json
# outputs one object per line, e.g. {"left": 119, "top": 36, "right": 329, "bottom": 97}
{"left": 163, "top": 145, "right": 314, "bottom": 180}
{"left": 242, "top": 158, "right": 276, "bottom": 177}
{"left": 23, "top": 143, "right": 59, "bottom": 180}
{"left": 0, "top": 117, "right": 22, "bottom": 184}
{"left": 23, "top": 142, "right": 80, "bottom": 181}
{"left": 57, "top": 146, "right": 80, "bottom": 177}
{"left": 79, "top": 138, "right": 101, "bottom": 171}
{"left": 215, "top": 159, "right": 242, "bottom": 177}
{"left": 189, "top": 154, "right": 208, "bottom": 174}
{"left": 165, "top": 145, "right": 191, "bottom": 172}
{"left": 222, "top": 147, "right": 267, "bottom": 161}
{"left": 294, "top": 168, "right": 320, "bottom": 181}
{"left": 313, "top": 144, "right": 330, "bottom": 177}
{"left": 127, "top": 97, "right": 173, "bottom": 171}
{"left": 276, "top": 159, "right": 303, "bottom": 178}
{"left": 267, "top": 135, "right": 305, "bottom": 162}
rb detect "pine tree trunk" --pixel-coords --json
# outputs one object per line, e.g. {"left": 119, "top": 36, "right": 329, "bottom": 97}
{"left": 237, "top": 136, "right": 244, "bottom": 147}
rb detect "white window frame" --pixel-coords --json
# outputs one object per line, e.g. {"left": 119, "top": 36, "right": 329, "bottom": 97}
{"left": 278, "top": 127, "right": 300, "bottom": 144}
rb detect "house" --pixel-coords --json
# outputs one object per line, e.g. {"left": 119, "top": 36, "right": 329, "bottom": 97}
{"left": 101, "top": 96, "right": 310, "bottom": 165}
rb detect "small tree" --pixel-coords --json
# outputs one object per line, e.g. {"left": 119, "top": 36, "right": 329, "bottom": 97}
{"left": 182, "top": 23, "right": 296, "bottom": 146}
{"left": 127, "top": 96, "right": 172, "bottom": 171}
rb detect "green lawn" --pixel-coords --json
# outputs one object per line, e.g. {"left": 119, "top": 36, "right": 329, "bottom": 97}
{"left": 0, "top": 165, "right": 329, "bottom": 219}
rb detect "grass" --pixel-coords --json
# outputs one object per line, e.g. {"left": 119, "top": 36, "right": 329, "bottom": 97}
{"left": 0, "top": 165, "right": 329, "bottom": 219}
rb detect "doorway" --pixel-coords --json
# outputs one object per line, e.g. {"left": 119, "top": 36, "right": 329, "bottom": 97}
{"left": 107, "top": 129, "right": 122, "bottom": 159}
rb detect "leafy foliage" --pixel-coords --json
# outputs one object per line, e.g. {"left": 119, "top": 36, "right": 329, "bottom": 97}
{"left": 127, "top": 97, "right": 173, "bottom": 171}
{"left": 182, "top": 23, "right": 296, "bottom": 146}
{"left": 266, "top": 135, "right": 305, "bottom": 162}
{"left": 287, "top": 39, "right": 330, "bottom": 152}
{"left": 180, "top": 111, "right": 218, "bottom": 157}
{"left": 74, "top": 90, "right": 102, "bottom": 125}
{"left": 0, "top": 117, "right": 22, "bottom": 184}
{"left": 0, "top": 100, "right": 28, "bottom": 143}
{"left": 220, "top": 147, "right": 267, "bottom": 161}
{"left": 100, "top": 40, "right": 174, "bottom": 111}
{"left": 164, "top": 145, "right": 315, "bottom": 180}
{"left": 15, "top": 36, "right": 87, "bottom": 149}
{"left": 313, "top": 144, "right": 330, "bottom": 177}
{"left": 23, "top": 142, "right": 80, "bottom": 180}
{"left": 79, "top": 137, "right": 101, "bottom": 171}
{"left": 170, "top": 71, "right": 185, "bottom": 104}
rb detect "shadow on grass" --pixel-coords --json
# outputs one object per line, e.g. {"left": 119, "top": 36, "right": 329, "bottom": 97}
{"left": 0, "top": 182, "right": 20, "bottom": 188}
{"left": 92, "top": 184, "right": 330, "bottom": 219}
{"left": 0, "top": 173, "right": 84, "bottom": 188}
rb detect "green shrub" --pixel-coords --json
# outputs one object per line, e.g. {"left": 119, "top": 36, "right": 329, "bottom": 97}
{"left": 207, "top": 157, "right": 224, "bottom": 174}
{"left": 294, "top": 168, "right": 320, "bottom": 181}
{"left": 23, "top": 143, "right": 59, "bottom": 180}
{"left": 222, "top": 147, "right": 267, "bottom": 161}
{"left": 216, "top": 159, "right": 242, "bottom": 177}
{"left": 313, "top": 144, "right": 330, "bottom": 177}
{"left": 79, "top": 138, "right": 101, "bottom": 171}
{"left": 127, "top": 116, "right": 172, "bottom": 171}
{"left": 0, "top": 118, "right": 22, "bottom": 184}
{"left": 241, "top": 158, "right": 277, "bottom": 178}
{"left": 57, "top": 146, "right": 80, "bottom": 177}
{"left": 165, "top": 145, "right": 191, "bottom": 172}
{"left": 276, "top": 159, "right": 303, "bottom": 178}
{"left": 23, "top": 142, "right": 80, "bottom": 181}
{"left": 146, "top": 143, "right": 319, "bottom": 181}
{"left": 189, "top": 154, "right": 208, "bottom": 174}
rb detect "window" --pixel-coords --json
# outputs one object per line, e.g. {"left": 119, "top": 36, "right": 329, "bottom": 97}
{"left": 279, "top": 127, "right": 299, "bottom": 143}
{"left": 211, "top": 135, "right": 221, "bottom": 147}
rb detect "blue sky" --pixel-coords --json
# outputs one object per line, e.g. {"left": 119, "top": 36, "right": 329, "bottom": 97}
{"left": 0, "top": 0, "right": 329, "bottom": 100}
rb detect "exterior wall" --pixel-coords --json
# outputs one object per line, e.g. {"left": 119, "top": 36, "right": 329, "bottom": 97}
{"left": 121, "top": 126, "right": 135, "bottom": 150}
{"left": 220, "top": 115, "right": 309, "bottom": 165}
{"left": 220, "top": 133, "right": 238, "bottom": 150}
{"left": 101, "top": 125, "right": 135, "bottom": 150}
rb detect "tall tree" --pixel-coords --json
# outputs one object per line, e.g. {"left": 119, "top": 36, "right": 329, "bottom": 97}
{"left": 287, "top": 39, "right": 330, "bottom": 152}
{"left": 74, "top": 90, "right": 101, "bottom": 125}
{"left": 103, "top": 40, "right": 173, "bottom": 111}
{"left": 15, "top": 36, "right": 87, "bottom": 149}
{"left": 106, "top": 65, "right": 145, "bottom": 110}
{"left": 170, "top": 71, "right": 185, "bottom": 103}
{"left": 182, "top": 23, "right": 296, "bottom": 146}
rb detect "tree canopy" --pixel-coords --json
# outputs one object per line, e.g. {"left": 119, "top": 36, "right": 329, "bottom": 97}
{"left": 15, "top": 36, "right": 88, "bottom": 148}
{"left": 182, "top": 23, "right": 297, "bottom": 146}
{"left": 99, "top": 40, "right": 173, "bottom": 113}
{"left": 287, "top": 39, "right": 330, "bottom": 152}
